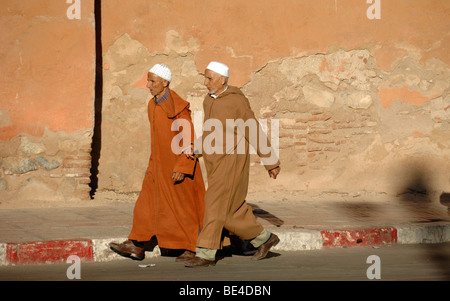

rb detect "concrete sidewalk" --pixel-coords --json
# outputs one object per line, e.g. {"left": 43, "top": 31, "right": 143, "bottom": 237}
{"left": 1, "top": 195, "right": 449, "bottom": 265}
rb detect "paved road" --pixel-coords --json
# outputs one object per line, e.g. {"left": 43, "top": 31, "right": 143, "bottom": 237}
{"left": 1, "top": 242, "right": 449, "bottom": 282}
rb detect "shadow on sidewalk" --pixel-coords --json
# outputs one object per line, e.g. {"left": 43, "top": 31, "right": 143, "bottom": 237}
{"left": 397, "top": 168, "right": 450, "bottom": 281}
{"left": 334, "top": 202, "right": 382, "bottom": 222}
{"left": 326, "top": 165, "right": 449, "bottom": 280}
{"left": 249, "top": 203, "right": 284, "bottom": 227}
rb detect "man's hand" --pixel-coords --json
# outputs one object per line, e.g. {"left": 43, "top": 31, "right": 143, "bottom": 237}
{"left": 268, "top": 166, "right": 280, "bottom": 179}
{"left": 172, "top": 172, "right": 185, "bottom": 183}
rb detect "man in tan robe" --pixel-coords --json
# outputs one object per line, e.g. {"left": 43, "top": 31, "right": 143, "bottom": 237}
{"left": 110, "top": 64, "right": 205, "bottom": 262}
{"left": 185, "top": 61, "right": 281, "bottom": 267}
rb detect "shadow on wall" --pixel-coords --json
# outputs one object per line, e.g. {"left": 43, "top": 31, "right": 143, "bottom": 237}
{"left": 396, "top": 167, "right": 432, "bottom": 203}
{"left": 440, "top": 192, "right": 450, "bottom": 217}
{"left": 89, "top": 0, "right": 102, "bottom": 198}
{"left": 395, "top": 166, "right": 448, "bottom": 222}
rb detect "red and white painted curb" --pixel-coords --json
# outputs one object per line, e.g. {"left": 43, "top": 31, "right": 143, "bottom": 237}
{"left": 1, "top": 239, "right": 95, "bottom": 266}
{"left": 0, "top": 237, "right": 160, "bottom": 266}
{"left": 1, "top": 224, "right": 449, "bottom": 266}
{"left": 273, "top": 224, "right": 450, "bottom": 251}
{"left": 274, "top": 227, "right": 399, "bottom": 251}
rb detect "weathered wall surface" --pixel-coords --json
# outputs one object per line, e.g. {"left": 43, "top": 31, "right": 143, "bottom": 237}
{"left": 98, "top": 33, "right": 206, "bottom": 193}
{"left": 0, "top": 0, "right": 95, "bottom": 205}
{"left": 1, "top": 0, "right": 449, "bottom": 206}
{"left": 97, "top": 0, "right": 450, "bottom": 202}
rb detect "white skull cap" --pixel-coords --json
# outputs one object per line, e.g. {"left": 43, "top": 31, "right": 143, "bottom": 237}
{"left": 149, "top": 64, "right": 172, "bottom": 82}
{"left": 206, "top": 61, "right": 229, "bottom": 77}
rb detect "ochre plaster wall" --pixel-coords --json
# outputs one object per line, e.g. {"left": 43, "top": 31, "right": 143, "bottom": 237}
{"left": 0, "top": 0, "right": 95, "bottom": 205}
{"left": 101, "top": 0, "right": 449, "bottom": 85}
{"left": 98, "top": 0, "right": 449, "bottom": 203}
{"left": 1, "top": 0, "right": 449, "bottom": 206}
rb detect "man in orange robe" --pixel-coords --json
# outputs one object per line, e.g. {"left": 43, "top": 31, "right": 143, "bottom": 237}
{"left": 110, "top": 64, "right": 205, "bottom": 262}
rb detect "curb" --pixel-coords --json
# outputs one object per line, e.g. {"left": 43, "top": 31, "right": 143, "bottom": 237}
{"left": 1, "top": 224, "right": 449, "bottom": 266}
{"left": 0, "top": 237, "right": 162, "bottom": 266}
